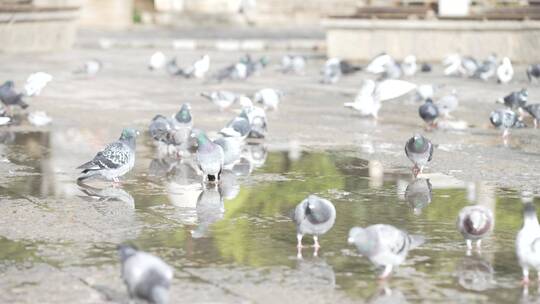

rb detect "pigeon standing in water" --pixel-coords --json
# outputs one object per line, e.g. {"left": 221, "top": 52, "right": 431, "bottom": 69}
{"left": 527, "top": 64, "right": 540, "bottom": 83}
{"left": 0, "top": 81, "right": 28, "bottom": 111}
{"left": 200, "top": 90, "right": 238, "bottom": 111}
{"left": 348, "top": 225, "right": 425, "bottom": 279}
{"left": 77, "top": 128, "right": 138, "bottom": 183}
{"left": 253, "top": 88, "right": 282, "bottom": 111}
{"left": 457, "top": 205, "right": 494, "bottom": 252}
{"left": 293, "top": 195, "right": 336, "bottom": 257}
{"left": 405, "top": 178, "right": 432, "bottom": 215}
{"left": 24, "top": 72, "right": 52, "bottom": 96}
{"left": 497, "top": 57, "right": 513, "bottom": 84}
{"left": 490, "top": 108, "right": 519, "bottom": 140}
{"left": 192, "top": 130, "right": 224, "bottom": 184}
{"left": 401, "top": 55, "right": 417, "bottom": 77}
{"left": 418, "top": 98, "right": 439, "bottom": 130}
{"left": 436, "top": 91, "right": 459, "bottom": 119}
{"left": 118, "top": 245, "right": 173, "bottom": 304}
{"left": 516, "top": 202, "right": 540, "bottom": 285}
{"left": 524, "top": 104, "right": 540, "bottom": 128}
{"left": 405, "top": 134, "right": 433, "bottom": 177}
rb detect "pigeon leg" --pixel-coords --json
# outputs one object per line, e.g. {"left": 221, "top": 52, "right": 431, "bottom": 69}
{"left": 313, "top": 235, "right": 321, "bottom": 249}
{"left": 313, "top": 246, "right": 319, "bottom": 257}
{"left": 534, "top": 119, "right": 538, "bottom": 129}
{"left": 297, "top": 246, "right": 303, "bottom": 259}
{"left": 522, "top": 268, "right": 530, "bottom": 285}
{"left": 378, "top": 265, "right": 393, "bottom": 280}
{"left": 476, "top": 239, "right": 482, "bottom": 250}
{"left": 502, "top": 129, "right": 510, "bottom": 140}
{"left": 412, "top": 166, "right": 420, "bottom": 177}
{"left": 296, "top": 234, "right": 304, "bottom": 249}
{"left": 466, "top": 239, "right": 473, "bottom": 250}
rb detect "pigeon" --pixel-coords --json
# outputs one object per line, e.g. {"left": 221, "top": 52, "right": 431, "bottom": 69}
{"left": 526, "top": 64, "right": 540, "bottom": 83}
{"left": 321, "top": 57, "right": 342, "bottom": 84}
{"left": 165, "top": 58, "right": 182, "bottom": 75}
{"left": 401, "top": 55, "right": 417, "bottom": 77}
{"left": 242, "top": 55, "right": 268, "bottom": 77}
{"left": 405, "top": 134, "right": 433, "bottom": 177}
{"left": 405, "top": 178, "right": 432, "bottom": 215}
{"left": 192, "top": 129, "right": 224, "bottom": 183}
{"left": 238, "top": 96, "right": 267, "bottom": 138}
{"left": 497, "top": 57, "right": 513, "bottom": 84}
{"left": 418, "top": 98, "right": 439, "bottom": 129}
{"left": 460, "top": 56, "right": 479, "bottom": 77}
{"left": 253, "top": 88, "right": 282, "bottom": 111}
{"left": 28, "top": 111, "right": 52, "bottom": 126}
{"left": 215, "top": 62, "right": 248, "bottom": 81}
{"left": 74, "top": 59, "right": 102, "bottom": 76}
{"left": 149, "top": 51, "right": 166, "bottom": 70}
{"left": 489, "top": 108, "right": 519, "bottom": 139}
{"left": 281, "top": 55, "right": 306, "bottom": 75}
{"left": 293, "top": 195, "right": 336, "bottom": 253}
{"left": 348, "top": 224, "right": 425, "bottom": 279}
{"left": 457, "top": 205, "right": 494, "bottom": 251}
{"left": 219, "top": 110, "right": 251, "bottom": 140}
{"left": 524, "top": 104, "right": 540, "bottom": 128}
{"left": 381, "top": 60, "right": 402, "bottom": 80}
{"left": 200, "top": 90, "right": 238, "bottom": 111}
{"left": 443, "top": 54, "right": 462, "bottom": 76}
{"left": 213, "top": 136, "right": 242, "bottom": 167}
{"left": 118, "top": 245, "right": 173, "bottom": 304}
{"left": 192, "top": 187, "right": 225, "bottom": 238}
{"left": 0, "top": 81, "right": 28, "bottom": 111}
{"left": 366, "top": 53, "right": 394, "bottom": 74}
{"left": 241, "top": 142, "right": 267, "bottom": 168}
{"left": 516, "top": 202, "right": 540, "bottom": 284}
{"left": 169, "top": 103, "right": 193, "bottom": 147}
{"left": 149, "top": 115, "right": 173, "bottom": 144}
{"left": 77, "top": 128, "right": 138, "bottom": 182}
{"left": 497, "top": 88, "right": 528, "bottom": 110}
{"left": 177, "top": 55, "right": 210, "bottom": 79}
{"left": 420, "top": 63, "right": 432, "bottom": 73}
{"left": 474, "top": 55, "right": 497, "bottom": 81}
{"left": 339, "top": 60, "right": 362, "bottom": 75}
{"left": 435, "top": 91, "right": 459, "bottom": 119}
{"left": 24, "top": 72, "right": 52, "bottom": 96}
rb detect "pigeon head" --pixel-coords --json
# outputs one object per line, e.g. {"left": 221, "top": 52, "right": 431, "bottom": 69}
{"left": 348, "top": 227, "right": 375, "bottom": 254}
{"left": 259, "top": 57, "right": 269, "bottom": 66}
{"left": 120, "top": 128, "right": 139, "bottom": 140}
{"left": 520, "top": 89, "right": 528, "bottom": 99}
{"left": 117, "top": 244, "right": 138, "bottom": 262}
{"left": 191, "top": 129, "right": 210, "bottom": 146}
{"left": 408, "top": 134, "right": 428, "bottom": 153}
{"left": 523, "top": 202, "right": 538, "bottom": 223}
{"left": 174, "top": 103, "right": 192, "bottom": 123}
{"left": 304, "top": 195, "right": 331, "bottom": 225}
{"left": 2, "top": 80, "right": 14, "bottom": 89}
{"left": 425, "top": 98, "right": 434, "bottom": 104}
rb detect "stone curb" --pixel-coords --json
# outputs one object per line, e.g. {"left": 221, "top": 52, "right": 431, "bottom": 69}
{"left": 75, "top": 38, "right": 326, "bottom": 52}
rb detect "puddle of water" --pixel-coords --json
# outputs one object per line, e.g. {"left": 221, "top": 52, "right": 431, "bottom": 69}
{"left": 0, "top": 130, "right": 537, "bottom": 302}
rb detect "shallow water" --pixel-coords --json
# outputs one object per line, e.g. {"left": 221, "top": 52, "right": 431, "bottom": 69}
{"left": 0, "top": 129, "right": 538, "bottom": 303}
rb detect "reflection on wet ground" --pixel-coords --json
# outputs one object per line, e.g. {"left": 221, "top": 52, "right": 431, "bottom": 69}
{"left": 0, "top": 129, "right": 538, "bottom": 303}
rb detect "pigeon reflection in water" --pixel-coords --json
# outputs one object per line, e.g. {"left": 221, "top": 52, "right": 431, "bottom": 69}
{"left": 456, "top": 254, "right": 494, "bottom": 291}
{"left": 404, "top": 178, "right": 432, "bottom": 215}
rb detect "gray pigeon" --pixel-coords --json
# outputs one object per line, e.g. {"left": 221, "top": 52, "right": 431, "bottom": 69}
{"left": 215, "top": 62, "right": 248, "bottom": 81}
{"left": 457, "top": 205, "right": 494, "bottom": 251}
{"left": 213, "top": 136, "right": 242, "bottom": 167}
{"left": 118, "top": 245, "right": 173, "bottom": 304}
{"left": 149, "top": 115, "right": 172, "bottom": 144}
{"left": 348, "top": 224, "right": 425, "bottom": 279}
{"left": 321, "top": 58, "right": 342, "bottom": 84}
{"left": 527, "top": 64, "right": 540, "bottom": 83}
{"left": 404, "top": 134, "right": 433, "bottom": 177}
{"left": 489, "top": 108, "right": 519, "bottom": 139}
{"left": 219, "top": 110, "right": 251, "bottom": 140}
{"left": 192, "top": 129, "right": 224, "bottom": 183}
{"left": 516, "top": 202, "right": 540, "bottom": 284}
{"left": 241, "top": 54, "right": 268, "bottom": 77}
{"left": 474, "top": 55, "right": 497, "bottom": 81}
{"left": 293, "top": 195, "right": 336, "bottom": 250}
{"left": 405, "top": 178, "right": 432, "bottom": 215}
{"left": 77, "top": 128, "right": 138, "bottom": 182}
{"left": 0, "top": 81, "right": 28, "bottom": 110}
{"left": 170, "top": 103, "right": 193, "bottom": 146}
{"left": 524, "top": 104, "right": 540, "bottom": 128}
{"left": 497, "top": 88, "right": 528, "bottom": 110}
{"left": 418, "top": 98, "right": 439, "bottom": 130}
{"left": 461, "top": 56, "right": 479, "bottom": 77}
{"left": 239, "top": 96, "right": 267, "bottom": 138}
{"left": 281, "top": 55, "right": 306, "bottom": 75}
{"left": 200, "top": 90, "right": 237, "bottom": 111}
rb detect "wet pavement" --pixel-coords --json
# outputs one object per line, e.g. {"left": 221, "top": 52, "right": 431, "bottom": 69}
{"left": 0, "top": 44, "right": 540, "bottom": 303}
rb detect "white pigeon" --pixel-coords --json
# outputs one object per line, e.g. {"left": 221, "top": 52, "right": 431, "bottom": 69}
{"left": 416, "top": 84, "right": 435, "bottom": 101}
{"left": 401, "top": 55, "right": 417, "bottom": 77}
{"left": 253, "top": 88, "right": 282, "bottom": 110}
{"left": 497, "top": 57, "right": 513, "bottom": 84}
{"left": 28, "top": 111, "right": 52, "bottom": 126}
{"left": 443, "top": 54, "right": 462, "bottom": 76}
{"left": 183, "top": 55, "right": 210, "bottom": 79}
{"left": 74, "top": 59, "right": 102, "bottom": 76}
{"left": 374, "top": 79, "right": 417, "bottom": 102}
{"left": 0, "top": 116, "right": 10, "bottom": 126}
{"left": 516, "top": 202, "right": 540, "bottom": 284}
{"left": 435, "top": 91, "right": 459, "bottom": 119}
{"left": 24, "top": 72, "right": 52, "bottom": 97}
{"left": 149, "top": 51, "right": 166, "bottom": 70}
{"left": 367, "top": 53, "right": 394, "bottom": 74}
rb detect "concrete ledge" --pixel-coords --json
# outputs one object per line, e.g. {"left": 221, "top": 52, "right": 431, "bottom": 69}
{"left": 323, "top": 18, "right": 540, "bottom": 63}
